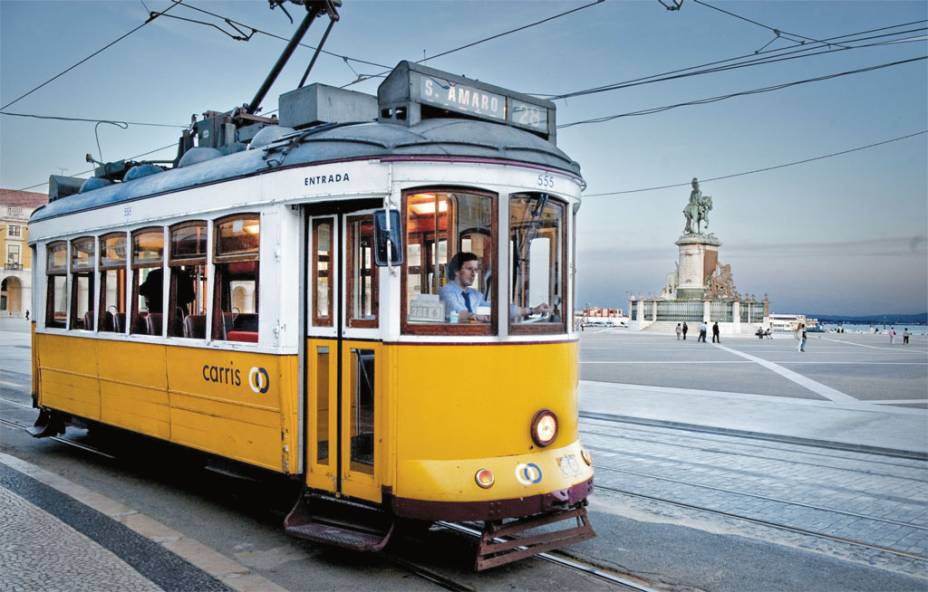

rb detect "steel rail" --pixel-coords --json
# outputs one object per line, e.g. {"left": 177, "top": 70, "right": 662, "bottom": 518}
{"left": 383, "top": 554, "right": 475, "bottom": 592}
{"left": 592, "top": 460, "right": 928, "bottom": 532}
{"left": 580, "top": 425, "right": 928, "bottom": 481}
{"left": 596, "top": 485, "right": 928, "bottom": 563}
{"left": 436, "top": 521, "right": 659, "bottom": 591}
{"left": 0, "top": 416, "right": 116, "bottom": 460}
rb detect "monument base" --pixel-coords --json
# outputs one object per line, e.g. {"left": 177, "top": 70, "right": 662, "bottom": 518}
{"left": 676, "top": 288, "right": 706, "bottom": 301}
{"left": 675, "top": 233, "right": 720, "bottom": 298}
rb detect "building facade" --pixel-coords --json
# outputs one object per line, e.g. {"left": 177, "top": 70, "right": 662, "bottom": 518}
{"left": 1, "top": 189, "right": 48, "bottom": 317}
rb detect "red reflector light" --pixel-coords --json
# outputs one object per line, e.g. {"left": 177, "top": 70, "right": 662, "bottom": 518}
{"left": 475, "top": 468, "right": 495, "bottom": 489}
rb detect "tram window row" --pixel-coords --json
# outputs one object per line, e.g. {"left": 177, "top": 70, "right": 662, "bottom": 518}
{"left": 44, "top": 214, "right": 260, "bottom": 343}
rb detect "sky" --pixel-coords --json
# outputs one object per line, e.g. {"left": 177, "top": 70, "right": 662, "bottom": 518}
{"left": 1, "top": 0, "right": 926, "bottom": 316}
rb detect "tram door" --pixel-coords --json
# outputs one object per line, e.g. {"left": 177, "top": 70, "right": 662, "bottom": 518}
{"left": 306, "top": 210, "right": 382, "bottom": 504}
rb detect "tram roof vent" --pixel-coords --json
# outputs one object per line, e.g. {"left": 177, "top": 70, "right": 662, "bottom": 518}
{"left": 279, "top": 84, "right": 378, "bottom": 130}
{"left": 178, "top": 147, "right": 224, "bottom": 168}
{"left": 48, "top": 175, "right": 84, "bottom": 202}
{"left": 124, "top": 163, "right": 165, "bottom": 183}
{"left": 377, "top": 61, "right": 557, "bottom": 144}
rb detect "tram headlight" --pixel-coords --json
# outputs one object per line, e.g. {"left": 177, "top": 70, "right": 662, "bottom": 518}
{"left": 475, "top": 468, "right": 495, "bottom": 489}
{"left": 531, "top": 409, "right": 558, "bottom": 447}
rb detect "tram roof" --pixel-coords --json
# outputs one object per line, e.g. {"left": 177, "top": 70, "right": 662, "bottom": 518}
{"left": 31, "top": 118, "right": 581, "bottom": 223}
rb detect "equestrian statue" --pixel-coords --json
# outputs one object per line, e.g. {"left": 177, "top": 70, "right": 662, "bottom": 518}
{"left": 683, "top": 177, "right": 713, "bottom": 235}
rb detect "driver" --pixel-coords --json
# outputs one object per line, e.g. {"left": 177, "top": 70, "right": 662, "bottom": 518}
{"left": 439, "top": 252, "right": 549, "bottom": 323}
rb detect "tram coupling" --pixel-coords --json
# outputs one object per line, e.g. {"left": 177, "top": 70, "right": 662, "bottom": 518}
{"left": 474, "top": 501, "right": 595, "bottom": 571}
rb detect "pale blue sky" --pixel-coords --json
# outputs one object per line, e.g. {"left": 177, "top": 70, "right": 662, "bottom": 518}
{"left": 2, "top": 0, "right": 926, "bottom": 315}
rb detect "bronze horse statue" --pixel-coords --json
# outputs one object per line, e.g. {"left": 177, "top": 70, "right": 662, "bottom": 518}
{"left": 683, "top": 178, "right": 712, "bottom": 234}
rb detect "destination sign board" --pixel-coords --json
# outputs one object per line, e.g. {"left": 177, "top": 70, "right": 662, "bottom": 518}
{"left": 510, "top": 99, "right": 549, "bottom": 133}
{"left": 418, "top": 74, "right": 506, "bottom": 122}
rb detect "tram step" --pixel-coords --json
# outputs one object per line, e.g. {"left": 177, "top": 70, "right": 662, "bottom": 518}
{"left": 284, "top": 493, "right": 395, "bottom": 552}
{"left": 27, "top": 409, "right": 65, "bottom": 438}
{"left": 475, "top": 504, "right": 595, "bottom": 571}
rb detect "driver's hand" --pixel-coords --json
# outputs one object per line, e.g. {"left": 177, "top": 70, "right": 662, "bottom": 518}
{"left": 532, "top": 303, "right": 551, "bottom": 315}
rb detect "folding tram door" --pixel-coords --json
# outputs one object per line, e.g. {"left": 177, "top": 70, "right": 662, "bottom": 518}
{"left": 286, "top": 204, "right": 391, "bottom": 550}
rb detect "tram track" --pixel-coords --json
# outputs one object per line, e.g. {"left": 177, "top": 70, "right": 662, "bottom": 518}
{"left": 595, "top": 483, "right": 928, "bottom": 563}
{"left": 580, "top": 425, "right": 928, "bottom": 482}
{"left": 0, "top": 415, "right": 117, "bottom": 460}
{"left": 581, "top": 415, "right": 928, "bottom": 471}
{"left": 591, "top": 458, "right": 928, "bottom": 531}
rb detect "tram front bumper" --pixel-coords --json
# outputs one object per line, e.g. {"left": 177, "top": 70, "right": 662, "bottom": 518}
{"left": 391, "top": 477, "right": 593, "bottom": 521}
{"left": 390, "top": 441, "right": 594, "bottom": 521}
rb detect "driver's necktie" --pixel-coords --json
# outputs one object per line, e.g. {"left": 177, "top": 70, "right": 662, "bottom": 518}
{"left": 463, "top": 291, "right": 473, "bottom": 313}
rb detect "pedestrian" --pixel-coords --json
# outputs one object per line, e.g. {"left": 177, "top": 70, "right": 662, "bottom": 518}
{"left": 675, "top": 323, "right": 682, "bottom": 340}
{"left": 25, "top": 310, "right": 30, "bottom": 321}
{"left": 712, "top": 321, "right": 720, "bottom": 343}
{"left": 797, "top": 323, "right": 807, "bottom": 353}
{"left": 889, "top": 328, "right": 896, "bottom": 345}
{"left": 698, "top": 321, "right": 708, "bottom": 343}
{"left": 903, "top": 328, "right": 911, "bottom": 345}
{"left": 682, "top": 322, "right": 688, "bottom": 341}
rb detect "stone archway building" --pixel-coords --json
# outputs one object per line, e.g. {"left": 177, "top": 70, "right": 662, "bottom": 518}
{"left": 1, "top": 189, "right": 48, "bottom": 318}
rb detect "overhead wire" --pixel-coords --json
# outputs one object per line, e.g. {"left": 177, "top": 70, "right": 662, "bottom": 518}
{"left": 583, "top": 130, "right": 928, "bottom": 198}
{"left": 692, "top": 0, "right": 849, "bottom": 49}
{"left": 0, "top": 1, "right": 183, "bottom": 111}
{"left": 170, "top": 0, "right": 391, "bottom": 70}
{"left": 339, "top": 0, "right": 606, "bottom": 88}
{"left": 559, "top": 56, "right": 928, "bottom": 128}
{"left": 0, "top": 111, "right": 187, "bottom": 128}
{"left": 542, "top": 21, "right": 927, "bottom": 100}
{"left": 154, "top": 12, "right": 255, "bottom": 41}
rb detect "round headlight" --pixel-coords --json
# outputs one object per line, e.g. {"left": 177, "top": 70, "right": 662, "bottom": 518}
{"left": 531, "top": 409, "right": 558, "bottom": 447}
{"left": 475, "top": 468, "right": 495, "bottom": 489}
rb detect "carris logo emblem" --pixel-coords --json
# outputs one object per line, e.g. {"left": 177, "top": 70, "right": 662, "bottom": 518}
{"left": 515, "top": 463, "right": 543, "bottom": 485}
{"left": 248, "top": 367, "right": 270, "bottom": 394}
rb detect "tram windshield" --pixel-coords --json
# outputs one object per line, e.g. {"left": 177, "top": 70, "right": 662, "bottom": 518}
{"left": 509, "top": 193, "right": 566, "bottom": 334}
{"left": 403, "top": 190, "right": 495, "bottom": 334}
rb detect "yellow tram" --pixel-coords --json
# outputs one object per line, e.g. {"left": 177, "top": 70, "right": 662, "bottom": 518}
{"left": 28, "top": 11, "right": 594, "bottom": 568}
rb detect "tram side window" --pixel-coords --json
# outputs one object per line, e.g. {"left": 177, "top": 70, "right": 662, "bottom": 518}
{"left": 402, "top": 190, "right": 495, "bottom": 334}
{"left": 98, "top": 233, "right": 127, "bottom": 333}
{"left": 131, "top": 228, "right": 164, "bottom": 336}
{"left": 69, "top": 237, "right": 95, "bottom": 330}
{"left": 347, "top": 215, "right": 378, "bottom": 327}
{"left": 509, "top": 193, "right": 566, "bottom": 334}
{"left": 45, "top": 242, "right": 68, "bottom": 328}
{"left": 213, "top": 215, "right": 259, "bottom": 343}
{"left": 168, "top": 222, "right": 208, "bottom": 339}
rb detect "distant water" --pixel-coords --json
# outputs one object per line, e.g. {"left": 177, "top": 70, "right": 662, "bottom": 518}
{"left": 820, "top": 323, "right": 928, "bottom": 336}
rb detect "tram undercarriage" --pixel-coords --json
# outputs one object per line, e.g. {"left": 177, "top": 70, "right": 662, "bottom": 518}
{"left": 283, "top": 483, "right": 596, "bottom": 570}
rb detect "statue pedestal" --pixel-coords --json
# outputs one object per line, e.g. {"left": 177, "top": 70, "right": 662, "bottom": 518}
{"left": 675, "top": 234, "right": 721, "bottom": 301}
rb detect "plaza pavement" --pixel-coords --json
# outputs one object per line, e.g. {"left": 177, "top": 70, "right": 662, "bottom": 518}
{"left": 579, "top": 328, "right": 928, "bottom": 456}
